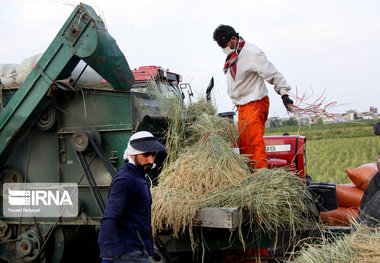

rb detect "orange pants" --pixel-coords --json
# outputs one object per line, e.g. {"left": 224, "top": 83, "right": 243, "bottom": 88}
{"left": 238, "top": 96, "right": 269, "bottom": 169}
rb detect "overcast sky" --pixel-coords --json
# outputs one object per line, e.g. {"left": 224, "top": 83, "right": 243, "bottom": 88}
{"left": 1, "top": 0, "right": 380, "bottom": 118}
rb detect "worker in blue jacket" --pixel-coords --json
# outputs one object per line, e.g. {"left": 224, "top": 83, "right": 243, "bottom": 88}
{"left": 98, "top": 131, "right": 167, "bottom": 263}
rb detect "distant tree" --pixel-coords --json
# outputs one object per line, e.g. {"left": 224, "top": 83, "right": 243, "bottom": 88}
{"left": 354, "top": 113, "right": 358, "bottom": 120}
{"left": 282, "top": 118, "right": 297, "bottom": 126}
{"left": 270, "top": 118, "right": 281, "bottom": 128}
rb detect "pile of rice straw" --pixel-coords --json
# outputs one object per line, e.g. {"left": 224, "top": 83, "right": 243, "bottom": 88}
{"left": 151, "top": 138, "right": 313, "bottom": 251}
{"left": 288, "top": 223, "right": 380, "bottom": 263}
{"left": 151, "top": 113, "right": 252, "bottom": 238}
{"left": 145, "top": 81, "right": 315, "bottom": 251}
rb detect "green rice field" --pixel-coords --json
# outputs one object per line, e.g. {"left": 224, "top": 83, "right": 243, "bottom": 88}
{"left": 265, "top": 120, "right": 380, "bottom": 184}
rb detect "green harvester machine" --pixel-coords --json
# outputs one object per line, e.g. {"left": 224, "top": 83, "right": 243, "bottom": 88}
{"left": 0, "top": 3, "right": 144, "bottom": 262}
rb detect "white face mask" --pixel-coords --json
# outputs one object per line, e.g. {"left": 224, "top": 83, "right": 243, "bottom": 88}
{"left": 222, "top": 40, "right": 236, "bottom": 56}
{"left": 222, "top": 46, "right": 235, "bottom": 56}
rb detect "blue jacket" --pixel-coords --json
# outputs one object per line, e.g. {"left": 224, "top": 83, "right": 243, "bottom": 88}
{"left": 98, "top": 163, "right": 153, "bottom": 258}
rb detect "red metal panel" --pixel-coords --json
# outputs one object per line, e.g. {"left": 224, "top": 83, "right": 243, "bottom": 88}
{"left": 264, "top": 135, "right": 306, "bottom": 182}
{"left": 132, "top": 66, "right": 160, "bottom": 81}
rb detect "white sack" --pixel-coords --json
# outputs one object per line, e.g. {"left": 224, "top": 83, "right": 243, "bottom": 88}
{"left": 14, "top": 53, "right": 103, "bottom": 84}
{"left": 15, "top": 53, "right": 42, "bottom": 84}
{"left": 0, "top": 64, "right": 18, "bottom": 86}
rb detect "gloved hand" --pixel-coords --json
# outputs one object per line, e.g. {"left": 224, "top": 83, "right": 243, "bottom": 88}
{"left": 282, "top": 95, "right": 294, "bottom": 111}
{"left": 102, "top": 258, "right": 113, "bottom": 263}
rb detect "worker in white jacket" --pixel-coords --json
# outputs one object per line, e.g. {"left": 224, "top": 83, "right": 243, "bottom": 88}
{"left": 213, "top": 24, "right": 293, "bottom": 169}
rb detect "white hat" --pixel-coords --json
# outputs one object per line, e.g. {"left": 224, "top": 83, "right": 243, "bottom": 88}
{"left": 123, "top": 131, "right": 167, "bottom": 162}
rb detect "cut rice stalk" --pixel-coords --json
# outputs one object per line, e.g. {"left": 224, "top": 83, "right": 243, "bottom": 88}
{"left": 288, "top": 223, "right": 380, "bottom": 263}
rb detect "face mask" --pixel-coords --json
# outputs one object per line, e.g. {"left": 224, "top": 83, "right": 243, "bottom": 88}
{"left": 222, "top": 46, "right": 235, "bottom": 56}
{"left": 222, "top": 40, "right": 235, "bottom": 56}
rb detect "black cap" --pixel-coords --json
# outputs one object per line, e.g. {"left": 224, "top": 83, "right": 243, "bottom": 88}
{"left": 130, "top": 136, "right": 167, "bottom": 152}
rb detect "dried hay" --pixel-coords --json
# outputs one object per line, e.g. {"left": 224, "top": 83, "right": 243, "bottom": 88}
{"left": 288, "top": 223, "right": 380, "bottom": 263}
{"left": 185, "top": 112, "right": 238, "bottom": 147}
{"left": 156, "top": 114, "right": 246, "bottom": 195}
{"left": 146, "top": 81, "right": 187, "bottom": 165}
{"left": 202, "top": 168, "right": 312, "bottom": 233}
{"left": 151, "top": 166, "right": 313, "bottom": 251}
{"left": 151, "top": 114, "right": 251, "bottom": 241}
{"left": 151, "top": 118, "right": 313, "bottom": 238}
{"left": 144, "top": 81, "right": 315, "bottom": 255}
{"left": 186, "top": 98, "right": 216, "bottom": 119}
{"left": 151, "top": 186, "right": 201, "bottom": 238}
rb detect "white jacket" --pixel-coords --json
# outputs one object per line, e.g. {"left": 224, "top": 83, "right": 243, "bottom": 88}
{"left": 226, "top": 42, "right": 291, "bottom": 105}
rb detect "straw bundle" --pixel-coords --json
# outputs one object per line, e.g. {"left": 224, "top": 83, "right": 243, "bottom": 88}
{"left": 289, "top": 224, "right": 380, "bottom": 263}
{"left": 202, "top": 168, "right": 312, "bottom": 233}
{"left": 144, "top": 81, "right": 315, "bottom": 255}
{"left": 156, "top": 115, "right": 247, "bottom": 196}
{"left": 151, "top": 165, "right": 313, "bottom": 251}
{"left": 151, "top": 113, "right": 250, "bottom": 238}
{"left": 151, "top": 108, "right": 256, "bottom": 246}
{"left": 185, "top": 112, "right": 238, "bottom": 147}
{"left": 146, "top": 81, "right": 187, "bottom": 165}
{"left": 151, "top": 186, "right": 201, "bottom": 238}
{"left": 186, "top": 98, "right": 216, "bottom": 119}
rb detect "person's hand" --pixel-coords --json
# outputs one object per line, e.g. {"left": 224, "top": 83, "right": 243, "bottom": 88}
{"left": 282, "top": 95, "right": 294, "bottom": 111}
{"left": 102, "top": 258, "right": 113, "bottom": 263}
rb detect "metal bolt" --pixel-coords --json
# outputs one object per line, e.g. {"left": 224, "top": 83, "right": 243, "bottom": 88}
{"left": 19, "top": 240, "right": 32, "bottom": 255}
{"left": 76, "top": 136, "right": 84, "bottom": 146}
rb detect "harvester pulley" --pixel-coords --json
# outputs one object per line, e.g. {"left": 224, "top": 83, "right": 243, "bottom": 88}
{"left": 36, "top": 106, "right": 56, "bottom": 131}
{"left": 71, "top": 130, "right": 90, "bottom": 152}
{"left": 71, "top": 129, "right": 116, "bottom": 214}
{"left": 16, "top": 230, "right": 42, "bottom": 261}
